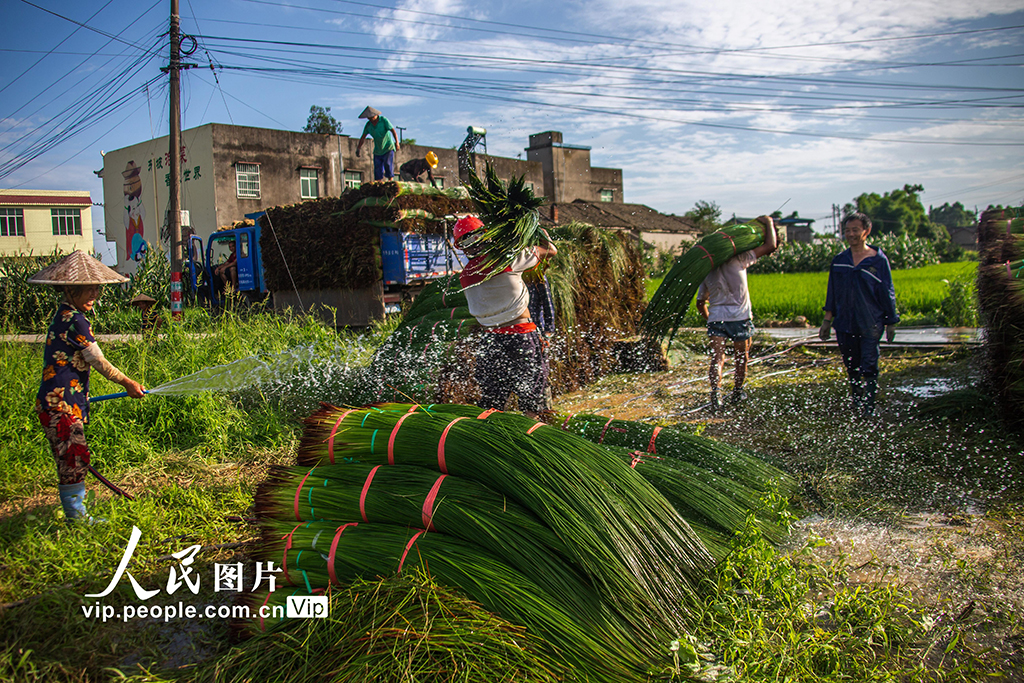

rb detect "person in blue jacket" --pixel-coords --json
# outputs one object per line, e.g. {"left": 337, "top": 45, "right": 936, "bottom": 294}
{"left": 819, "top": 212, "right": 899, "bottom": 416}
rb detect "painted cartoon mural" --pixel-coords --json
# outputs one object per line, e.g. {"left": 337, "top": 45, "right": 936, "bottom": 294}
{"left": 123, "top": 161, "right": 147, "bottom": 262}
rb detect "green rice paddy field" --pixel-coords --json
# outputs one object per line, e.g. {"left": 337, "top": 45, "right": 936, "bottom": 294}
{"left": 647, "top": 262, "right": 978, "bottom": 326}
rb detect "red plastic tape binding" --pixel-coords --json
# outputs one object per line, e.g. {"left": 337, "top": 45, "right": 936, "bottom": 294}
{"left": 294, "top": 469, "right": 315, "bottom": 521}
{"left": 397, "top": 530, "right": 425, "bottom": 573}
{"left": 387, "top": 412, "right": 414, "bottom": 465}
{"left": 359, "top": 465, "right": 381, "bottom": 522}
{"left": 647, "top": 426, "right": 662, "bottom": 453}
{"left": 421, "top": 474, "right": 447, "bottom": 531}
{"left": 437, "top": 417, "right": 468, "bottom": 473}
{"left": 598, "top": 417, "right": 615, "bottom": 444}
{"left": 696, "top": 244, "right": 715, "bottom": 267}
{"left": 281, "top": 524, "right": 302, "bottom": 586}
{"left": 327, "top": 522, "right": 358, "bottom": 585}
{"left": 527, "top": 421, "right": 544, "bottom": 434}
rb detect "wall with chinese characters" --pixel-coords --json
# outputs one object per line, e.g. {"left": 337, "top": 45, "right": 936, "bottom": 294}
{"left": 100, "top": 125, "right": 215, "bottom": 273}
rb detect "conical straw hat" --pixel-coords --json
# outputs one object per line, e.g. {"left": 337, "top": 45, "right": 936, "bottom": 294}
{"left": 359, "top": 106, "right": 382, "bottom": 119}
{"left": 131, "top": 293, "right": 156, "bottom": 304}
{"left": 28, "top": 250, "right": 129, "bottom": 285}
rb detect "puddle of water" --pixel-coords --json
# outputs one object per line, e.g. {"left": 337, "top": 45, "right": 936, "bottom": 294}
{"left": 758, "top": 327, "right": 983, "bottom": 345}
{"left": 896, "top": 377, "right": 965, "bottom": 399}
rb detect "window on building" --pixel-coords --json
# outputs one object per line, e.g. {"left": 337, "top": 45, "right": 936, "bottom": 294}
{"left": 236, "top": 162, "right": 261, "bottom": 198}
{"left": 600, "top": 189, "right": 614, "bottom": 203}
{"left": 51, "top": 208, "right": 82, "bottom": 236}
{"left": 525, "top": 181, "right": 534, "bottom": 193}
{"left": 0, "top": 208, "right": 25, "bottom": 237}
{"left": 435, "top": 177, "right": 445, "bottom": 190}
{"left": 344, "top": 171, "right": 362, "bottom": 190}
{"left": 300, "top": 168, "right": 319, "bottom": 199}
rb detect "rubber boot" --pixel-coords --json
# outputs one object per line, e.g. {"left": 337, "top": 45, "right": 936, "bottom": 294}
{"left": 58, "top": 482, "right": 104, "bottom": 524}
{"left": 862, "top": 378, "right": 878, "bottom": 418}
{"left": 849, "top": 378, "right": 864, "bottom": 412}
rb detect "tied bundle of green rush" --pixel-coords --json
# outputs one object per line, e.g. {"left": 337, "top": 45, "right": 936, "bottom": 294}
{"left": 608, "top": 446, "right": 790, "bottom": 547}
{"left": 641, "top": 220, "right": 766, "bottom": 343}
{"left": 298, "top": 404, "right": 713, "bottom": 638}
{"left": 463, "top": 164, "right": 546, "bottom": 283}
{"left": 254, "top": 463, "right": 661, "bottom": 665}
{"left": 254, "top": 520, "right": 657, "bottom": 682}
{"left": 216, "top": 571, "right": 568, "bottom": 683}
{"left": 558, "top": 413, "right": 796, "bottom": 496}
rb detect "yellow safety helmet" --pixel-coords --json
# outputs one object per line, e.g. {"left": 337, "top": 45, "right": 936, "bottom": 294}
{"left": 425, "top": 151, "right": 439, "bottom": 168}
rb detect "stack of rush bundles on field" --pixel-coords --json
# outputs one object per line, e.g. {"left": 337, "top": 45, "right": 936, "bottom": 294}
{"left": 977, "top": 209, "right": 1024, "bottom": 432}
{"left": 245, "top": 403, "right": 796, "bottom": 681}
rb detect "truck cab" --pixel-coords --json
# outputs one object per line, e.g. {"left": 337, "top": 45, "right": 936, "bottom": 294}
{"left": 185, "top": 220, "right": 265, "bottom": 307}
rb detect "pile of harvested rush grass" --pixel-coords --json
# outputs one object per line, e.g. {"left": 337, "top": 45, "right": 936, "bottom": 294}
{"left": 977, "top": 209, "right": 1024, "bottom": 432}
{"left": 258, "top": 182, "right": 474, "bottom": 292}
{"left": 247, "top": 402, "right": 765, "bottom": 681}
{"left": 353, "top": 221, "right": 660, "bottom": 405}
{"left": 245, "top": 403, "right": 795, "bottom": 679}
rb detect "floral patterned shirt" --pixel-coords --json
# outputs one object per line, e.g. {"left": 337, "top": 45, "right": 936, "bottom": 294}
{"left": 35, "top": 303, "right": 95, "bottom": 423}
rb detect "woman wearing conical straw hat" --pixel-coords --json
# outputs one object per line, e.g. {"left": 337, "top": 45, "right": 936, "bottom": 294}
{"left": 29, "top": 251, "right": 146, "bottom": 523}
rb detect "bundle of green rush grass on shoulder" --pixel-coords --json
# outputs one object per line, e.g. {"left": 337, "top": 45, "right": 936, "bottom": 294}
{"left": 641, "top": 219, "right": 767, "bottom": 343}
{"left": 463, "top": 164, "right": 546, "bottom": 282}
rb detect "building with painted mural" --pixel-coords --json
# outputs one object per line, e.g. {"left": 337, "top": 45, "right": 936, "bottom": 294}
{"left": 99, "top": 123, "right": 627, "bottom": 272}
{"left": 0, "top": 190, "right": 94, "bottom": 258}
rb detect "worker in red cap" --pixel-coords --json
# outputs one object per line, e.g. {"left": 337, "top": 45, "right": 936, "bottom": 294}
{"left": 455, "top": 215, "right": 558, "bottom": 419}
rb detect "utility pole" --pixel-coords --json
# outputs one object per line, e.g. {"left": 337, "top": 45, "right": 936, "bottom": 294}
{"left": 832, "top": 203, "right": 841, "bottom": 236}
{"left": 167, "top": 0, "right": 183, "bottom": 319}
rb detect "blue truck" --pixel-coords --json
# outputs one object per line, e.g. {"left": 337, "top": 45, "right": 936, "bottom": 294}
{"left": 185, "top": 216, "right": 463, "bottom": 325}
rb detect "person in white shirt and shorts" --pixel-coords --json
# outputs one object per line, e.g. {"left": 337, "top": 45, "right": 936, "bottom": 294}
{"left": 696, "top": 216, "right": 778, "bottom": 410}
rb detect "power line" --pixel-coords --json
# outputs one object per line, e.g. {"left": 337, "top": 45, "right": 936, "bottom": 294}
{"left": 1, "top": 0, "right": 116, "bottom": 95}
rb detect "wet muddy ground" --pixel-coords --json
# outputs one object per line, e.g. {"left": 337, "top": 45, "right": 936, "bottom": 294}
{"left": 555, "top": 334, "right": 1024, "bottom": 679}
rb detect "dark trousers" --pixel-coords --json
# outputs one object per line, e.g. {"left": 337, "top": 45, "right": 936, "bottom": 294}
{"left": 373, "top": 151, "right": 395, "bottom": 180}
{"left": 836, "top": 330, "right": 881, "bottom": 414}
{"left": 475, "top": 329, "right": 549, "bottom": 414}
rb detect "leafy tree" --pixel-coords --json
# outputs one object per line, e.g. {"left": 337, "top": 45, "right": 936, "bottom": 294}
{"left": 685, "top": 200, "right": 722, "bottom": 236}
{"left": 929, "top": 201, "right": 976, "bottom": 229}
{"left": 303, "top": 105, "right": 343, "bottom": 134}
{"left": 844, "top": 184, "right": 929, "bottom": 238}
{"left": 402, "top": 138, "right": 417, "bottom": 146}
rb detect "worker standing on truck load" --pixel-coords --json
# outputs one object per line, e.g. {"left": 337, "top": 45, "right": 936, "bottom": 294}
{"left": 399, "top": 151, "right": 439, "bottom": 188}
{"left": 28, "top": 251, "right": 146, "bottom": 524}
{"left": 355, "top": 106, "right": 400, "bottom": 181}
{"left": 455, "top": 216, "right": 558, "bottom": 420}
{"left": 819, "top": 212, "right": 899, "bottom": 418}
{"left": 696, "top": 216, "right": 778, "bottom": 411}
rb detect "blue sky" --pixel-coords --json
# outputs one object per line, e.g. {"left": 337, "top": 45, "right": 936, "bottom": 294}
{"left": 2, "top": 0, "right": 1023, "bottom": 262}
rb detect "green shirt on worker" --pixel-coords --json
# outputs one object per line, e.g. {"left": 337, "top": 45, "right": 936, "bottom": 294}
{"left": 362, "top": 116, "right": 396, "bottom": 156}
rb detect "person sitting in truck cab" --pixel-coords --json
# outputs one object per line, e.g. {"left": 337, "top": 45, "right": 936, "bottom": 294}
{"left": 399, "top": 151, "right": 439, "bottom": 188}
{"left": 214, "top": 241, "right": 238, "bottom": 293}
